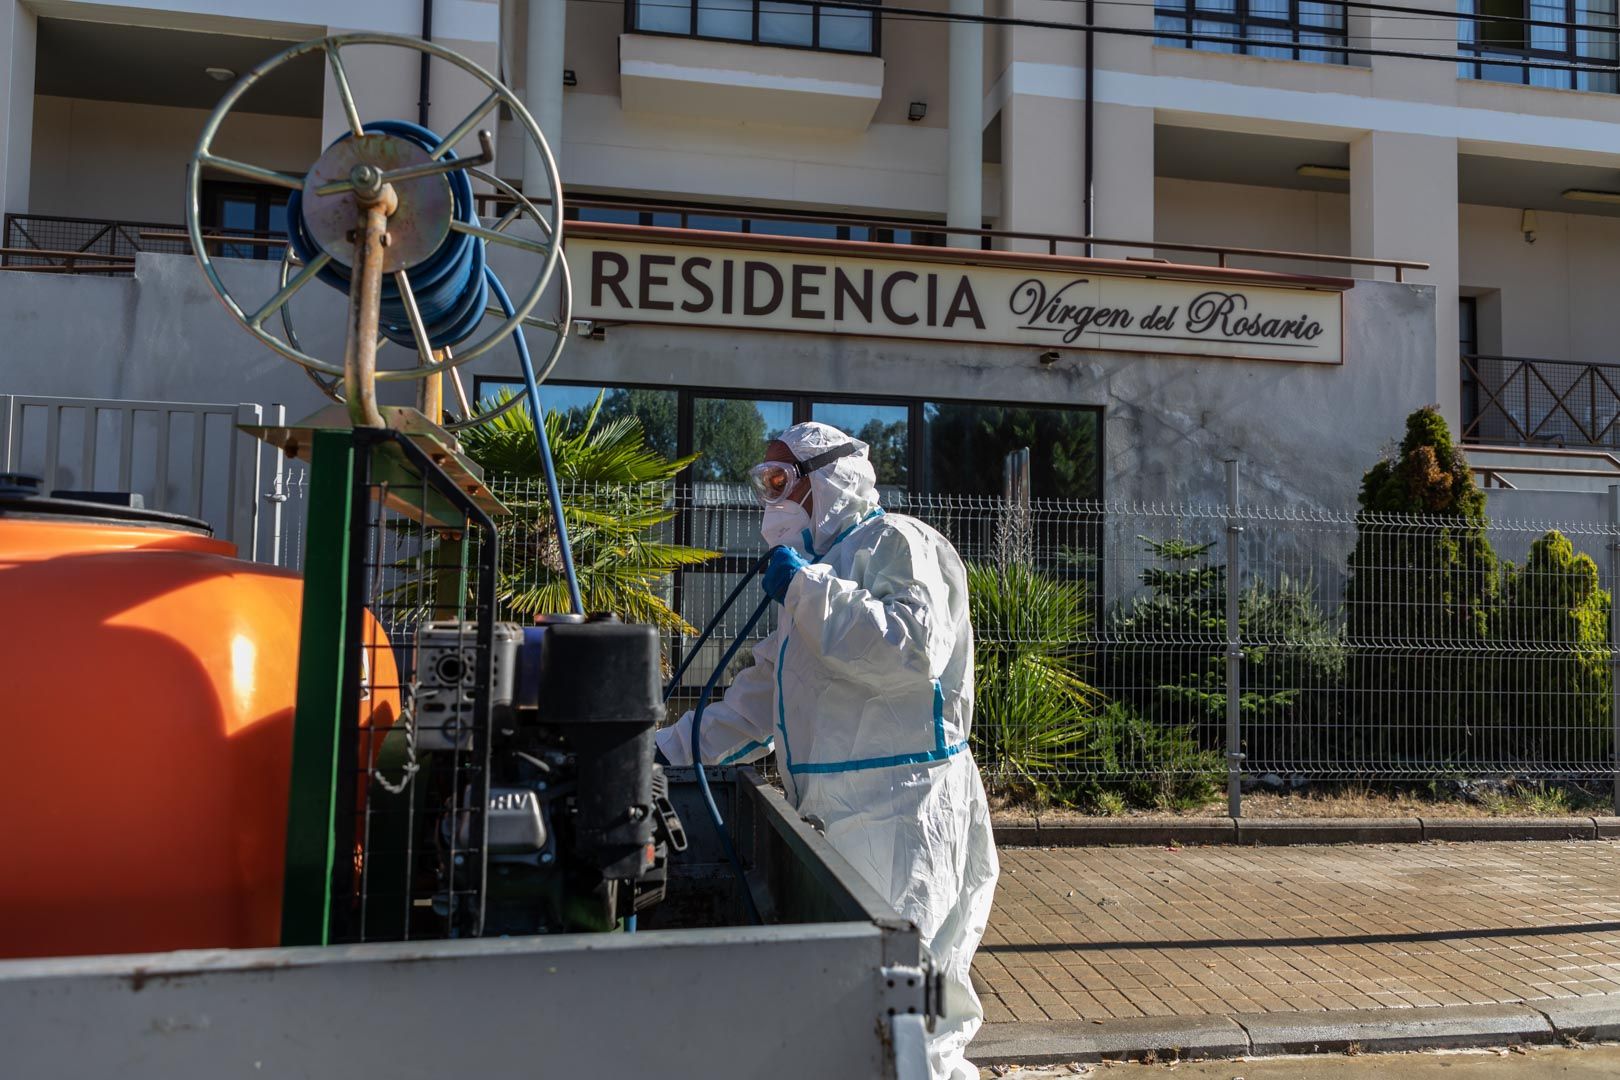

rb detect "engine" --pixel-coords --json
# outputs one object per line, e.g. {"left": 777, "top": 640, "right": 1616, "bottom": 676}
{"left": 414, "top": 616, "right": 685, "bottom": 935}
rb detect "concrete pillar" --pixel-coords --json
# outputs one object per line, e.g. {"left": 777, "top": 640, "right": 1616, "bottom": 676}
{"left": 0, "top": 0, "right": 37, "bottom": 216}
{"left": 1351, "top": 130, "right": 1460, "bottom": 421}
{"left": 999, "top": 92, "right": 1083, "bottom": 254}
{"left": 998, "top": 94, "right": 1152, "bottom": 259}
{"left": 1089, "top": 102, "right": 1153, "bottom": 260}
{"left": 524, "top": 0, "right": 566, "bottom": 196}
{"left": 947, "top": 0, "right": 984, "bottom": 247}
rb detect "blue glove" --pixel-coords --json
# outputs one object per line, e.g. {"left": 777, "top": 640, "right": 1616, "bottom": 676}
{"left": 762, "top": 545, "right": 811, "bottom": 604}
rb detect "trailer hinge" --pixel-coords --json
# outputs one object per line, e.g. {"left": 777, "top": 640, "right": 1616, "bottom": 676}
{"left": 880, "top": 963, "right": 942, "bottom": 1033}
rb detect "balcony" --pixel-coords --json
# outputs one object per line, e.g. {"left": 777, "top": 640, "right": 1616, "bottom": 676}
{"left": 2, "top": 213, "right": 286, "bottom": 277}
{"left": 1461, "top": 353, "right": 1620, "bottom": 450}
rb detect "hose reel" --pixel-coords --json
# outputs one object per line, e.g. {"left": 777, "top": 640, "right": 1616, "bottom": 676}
{"left": 186, "top": 32, "right": 571, "bottom": 486}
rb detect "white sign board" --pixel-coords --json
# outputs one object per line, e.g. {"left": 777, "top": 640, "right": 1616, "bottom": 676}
{"left": 567, "top": 238, "right": 1345, "bottom": 364}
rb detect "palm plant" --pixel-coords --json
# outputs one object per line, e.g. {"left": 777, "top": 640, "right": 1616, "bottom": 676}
{"left": 458, "top": 390, "right": 719, "bottom": 634}
{"left": 967, "top": 561, "right": 1103, "bottom": 792}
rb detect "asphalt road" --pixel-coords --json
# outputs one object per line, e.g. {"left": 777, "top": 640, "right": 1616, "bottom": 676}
{"left": 982, "top": 1044, "right": 1620, "bottom": 1078}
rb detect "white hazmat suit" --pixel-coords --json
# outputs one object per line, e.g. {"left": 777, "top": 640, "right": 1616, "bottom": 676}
{"left": 657, "top": 422, "right": 1000, "bottom": 1080}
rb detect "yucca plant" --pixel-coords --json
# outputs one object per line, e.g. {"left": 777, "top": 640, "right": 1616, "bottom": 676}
{"left": 456, "top": 390, "right": 719, "bottom": 634}
{"left": 968, "top": 561, "right": 1103, "bottom": 793}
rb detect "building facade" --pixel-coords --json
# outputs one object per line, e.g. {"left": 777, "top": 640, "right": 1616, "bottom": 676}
{"left": 1, "top": 0, "right": 1615, "bottom": 519}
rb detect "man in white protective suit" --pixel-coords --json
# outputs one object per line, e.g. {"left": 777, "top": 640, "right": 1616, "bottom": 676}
{"left": 655, "top": 421, "right": 1000, "bottom": 1080}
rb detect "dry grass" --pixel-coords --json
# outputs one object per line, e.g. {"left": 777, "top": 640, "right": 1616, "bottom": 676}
{"left": 993, "top": 781, "right": 1612, "bottom": 822}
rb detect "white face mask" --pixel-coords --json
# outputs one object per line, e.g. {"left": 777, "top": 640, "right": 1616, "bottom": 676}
{"left": 760, "top": 497, "right": 812, "bottom": 551}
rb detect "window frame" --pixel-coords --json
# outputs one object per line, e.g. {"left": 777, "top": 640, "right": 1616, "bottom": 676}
{"left": 1457, "top": 0, "right": 1619, "bottom": 92}
{"left": 624, "top": 0, "right": 882, "bottom": 57}
{"left": 1153, "top": 0, "right": 1350, "bottom": 63}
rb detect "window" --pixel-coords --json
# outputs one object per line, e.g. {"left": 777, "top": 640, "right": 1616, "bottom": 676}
{"left": 812, "top": 400, "right": 909, "bottom": 492}
{"left": 470, "top": 380, "right": 679, "bottom": 460}
{"left": 473, "top": 378, "right": 1104, "bottom": 691}
{"left": 568, "top": 201, "right": 950, "bottom": 247}
{"left": 921, "top": 404, "right": 1103, "bottom": 501}
{"left": 470, "top": 379, "right": 1103, "bottom": 501}
{"left": 1154, "top": 0, "right": 1348, "bottom": 63}
{"left": 628, "top": 0, "right": 880, "bottom": 55}
{"left": 1459, "top": 0, "right": 1618, "bottom": 91}
{"left": 201, "top": 181, "right": 290, "bottom": 260}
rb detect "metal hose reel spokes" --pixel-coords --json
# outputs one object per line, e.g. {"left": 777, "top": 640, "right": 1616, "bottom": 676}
{"left": 278, "top": 168, "right": 572, "bottom": 432}
{"left": 187, "top": 33, "right": 566, "bottom": 421}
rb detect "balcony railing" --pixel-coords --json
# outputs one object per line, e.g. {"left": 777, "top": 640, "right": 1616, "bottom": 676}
{"left": 2, "top": 213, "right": 287, "bottom": 276}
{"left": 1461, "top": 353, "right": 1620, "bottom": 450}
{"left": 2, "top": 205, "right": 1429, "bottom": 282}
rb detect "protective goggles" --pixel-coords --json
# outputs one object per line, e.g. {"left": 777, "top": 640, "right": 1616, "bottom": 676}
{"left": 746, "top": 442, "right": 862, "bottom": 505}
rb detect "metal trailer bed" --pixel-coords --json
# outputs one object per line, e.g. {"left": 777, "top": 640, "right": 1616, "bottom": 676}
{"left": 0, "top": 768, "right": 935, "bottom": 1079}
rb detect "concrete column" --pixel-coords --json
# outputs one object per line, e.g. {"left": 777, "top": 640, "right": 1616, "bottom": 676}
{"left": 998, "top": 94, "right": 1151, "bottom": 259}
{"left": 947, "top": 0, "right": 983, "bottom": 247}
{"left": 1351, "top": 130, "right": 1460, "bottom": 421}
{"left": 0, "top": 0, "right": 37, "bottom": 215}
{"left": 1089, "top": 102, "right": 1153, "bottom": 260}
{"left": 524, "top": 0, "right": 566, "bottom": 196}
{"left": 999, "top": 92, "right": 1083, "bottom": 254}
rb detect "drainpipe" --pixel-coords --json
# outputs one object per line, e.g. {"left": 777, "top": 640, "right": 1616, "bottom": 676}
{"left": 525, "top": 0, "right": 567, "bottom": 196}
{"left": 1083, "top": 0, "right": 1094, "bottom": 257}
{"left": 418, "top": 0, "right": 433, "bottom": 128}
{"left": 947, "top": 0, "right": 984, "bottom": 248}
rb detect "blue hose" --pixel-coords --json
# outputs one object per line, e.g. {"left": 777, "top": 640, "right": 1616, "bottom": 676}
{"left": 288, "top": 120, "right": 582, "bottom": 615}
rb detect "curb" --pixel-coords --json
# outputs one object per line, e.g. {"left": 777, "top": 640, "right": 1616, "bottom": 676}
{"left": 993, "top": 815, "right": 1620, "bottom": 847}
{"left": 974, "top": 997, "right": 1620, "bottom": 1065}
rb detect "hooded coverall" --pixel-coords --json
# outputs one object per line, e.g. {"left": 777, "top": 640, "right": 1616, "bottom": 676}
{"left": 657, "top": 422, "right": 1000, "bottom": 1080}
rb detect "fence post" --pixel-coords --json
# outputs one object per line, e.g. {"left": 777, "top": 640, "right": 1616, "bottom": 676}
{"left": 1225, "top": 459, "right": 1244, "bottom": 819}
{"left": 0, "top": 395, "right": 14, "bottom": 472}
{"left": 1610, "top": 485, "right": 1620, "bottom": 817}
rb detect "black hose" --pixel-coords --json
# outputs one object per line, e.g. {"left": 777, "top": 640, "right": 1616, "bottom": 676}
{"left": 664, "top": 552, "right": 772, "bottom": 701}
{"left": 690, "top": 594, "right": 774, "bottom": 926}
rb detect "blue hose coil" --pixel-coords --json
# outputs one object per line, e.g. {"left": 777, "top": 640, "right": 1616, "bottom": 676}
{"left": 287, "top": 120, "right": 489, "bottom": 350}
{"left": 289, "top": 118, "right": 584, "bottom": 616}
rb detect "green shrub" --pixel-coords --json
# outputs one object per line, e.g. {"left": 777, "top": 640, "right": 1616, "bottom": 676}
{"left": 1345, "top": 406, "right": 1498, "bottom": 762}
{"left": 1495, "top": 530, "right": 1612, "bottom": 762}
{"left": 1104, "top": 538, "right": 1345, "bottom": 772}
{"left": 967, "top": 561, "right": 1101, "bottom": 796}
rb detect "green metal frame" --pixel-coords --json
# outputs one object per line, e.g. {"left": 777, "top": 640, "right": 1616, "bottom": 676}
{"left": 281, "top": 430, "right": 357, "bottom": 946}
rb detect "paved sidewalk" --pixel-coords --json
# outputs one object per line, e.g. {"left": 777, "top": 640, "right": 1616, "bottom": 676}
{"left": 971, "top": 840, "right": 1620, "bottom": 1059}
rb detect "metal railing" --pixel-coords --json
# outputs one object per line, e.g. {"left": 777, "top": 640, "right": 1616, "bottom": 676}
{"left": 497, "top": 196, "right": 1433, "bottom": 279}
{"left": 1, "top": 394, "right": 281, "bottom": 560}
{"left": 1, "top": 213, "right": 287, "bottom": 275}
{"left": 5, "top": 204, "right": 1427, "bottom": 281}
{"left": 270, "top": 466, "right": 1620, "bottom": 810}
{"left": 1461, "top": 353, "right": 1620, "bottom": 451}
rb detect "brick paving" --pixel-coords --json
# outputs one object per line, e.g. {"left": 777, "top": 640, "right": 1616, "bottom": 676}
{"left": 973, "top": 840, "right": 1620, "bottom": 1025}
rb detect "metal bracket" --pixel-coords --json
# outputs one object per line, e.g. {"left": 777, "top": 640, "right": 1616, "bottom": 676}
{"left": 880, "top": 963, "right": 941, "bottom": 1033}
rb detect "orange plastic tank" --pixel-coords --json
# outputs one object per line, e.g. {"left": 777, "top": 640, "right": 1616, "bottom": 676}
{"left": 0, "top": 482, "right": 398, "bottom": 959}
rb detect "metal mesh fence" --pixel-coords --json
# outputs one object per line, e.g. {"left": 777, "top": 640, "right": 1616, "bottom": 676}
{"left": 273, "top": 466, "right": 1620, "bottom": 791}
{"left": 2, "top": 213, "right": 287, "bottom": 274}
